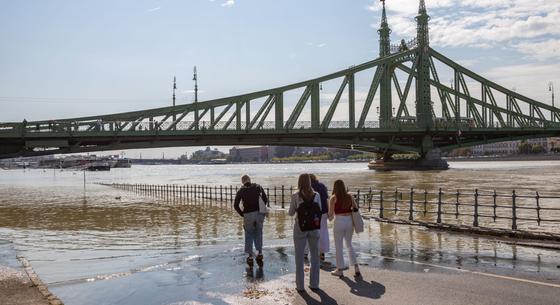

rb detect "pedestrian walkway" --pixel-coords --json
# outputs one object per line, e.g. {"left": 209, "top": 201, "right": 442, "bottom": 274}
{"left": 0, "top": 241, "right": 51, "bottom": 305}
{"left": 287, "top": 265, "right": 559, "bottom": 305}
{"left": 235, "top": 260, "right": 560, "bottom": 305}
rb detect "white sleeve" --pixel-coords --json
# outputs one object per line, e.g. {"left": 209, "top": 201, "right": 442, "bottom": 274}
{"left": 314, "top": 193, "right": 321, "bottom": 208}
{"left": 288, "top": 193, "right": 298, "bottom": 216}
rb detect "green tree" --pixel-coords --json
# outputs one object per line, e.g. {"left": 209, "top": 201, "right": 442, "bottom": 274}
{"left": 518, "top": 140, "right": 531, "bottom": 154}
{"left": 531, "top": 144, "right": 544, "bottom": 154}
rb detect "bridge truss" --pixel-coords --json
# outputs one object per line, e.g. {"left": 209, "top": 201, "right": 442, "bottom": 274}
{"left": 1, "top": 0, "right": 559, "bottom": 159}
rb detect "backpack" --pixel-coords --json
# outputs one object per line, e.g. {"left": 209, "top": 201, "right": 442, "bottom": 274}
{"left": 296, "top": 193, "right": 321, "bottom": 231}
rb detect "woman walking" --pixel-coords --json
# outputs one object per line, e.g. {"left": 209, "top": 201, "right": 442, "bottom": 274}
{"left": 328, "top": 179, "right": 360, "bottom": 277}
{"left": 289, "top": 173, "right": 322, "bottom": 291}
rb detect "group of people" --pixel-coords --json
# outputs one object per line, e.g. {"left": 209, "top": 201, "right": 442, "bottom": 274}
{"left": 233, "top": 173, "right": 360, "bottom": 292}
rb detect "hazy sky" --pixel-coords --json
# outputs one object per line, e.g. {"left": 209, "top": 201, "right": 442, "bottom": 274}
{"left": 1, "top": 0, "right": 559, "bottom": 158}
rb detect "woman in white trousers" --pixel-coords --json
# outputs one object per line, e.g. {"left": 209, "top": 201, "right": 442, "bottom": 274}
{"left": 328, "top": 179, "right": 360, "bottom": 277}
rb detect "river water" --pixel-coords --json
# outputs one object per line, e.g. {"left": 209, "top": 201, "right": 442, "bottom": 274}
{"left": 0, "top": 161, "right": 559, "bottom": 304}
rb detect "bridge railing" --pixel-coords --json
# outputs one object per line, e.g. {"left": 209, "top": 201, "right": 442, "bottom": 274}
{"left": 7, "top": 120, "right": 386, "bottom": 135}
{"left": 7, "top": 118, "right": 560, "bottom": 137}
{"left": 99, "top": 183, "right": 560, "bottom": 237}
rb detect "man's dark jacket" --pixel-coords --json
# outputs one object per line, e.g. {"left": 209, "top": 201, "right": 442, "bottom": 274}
{"left": 234, "top": 182, "right": 269, "bottom": 217}
{"left": 311, "top": 180, "right": 329, "bottom": 214}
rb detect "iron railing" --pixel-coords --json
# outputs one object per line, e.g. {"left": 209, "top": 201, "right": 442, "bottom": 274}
{"left": 99, "top": 183, "right": 560, "bottom": 234}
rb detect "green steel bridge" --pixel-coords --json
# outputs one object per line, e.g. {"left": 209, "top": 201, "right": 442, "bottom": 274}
{"left": 1, "top": 0, "right": 559, "bottom": 161}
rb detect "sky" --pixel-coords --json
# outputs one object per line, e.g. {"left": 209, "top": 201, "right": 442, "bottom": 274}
{"left": 1, "top": 0, "right": 559, "bottom": 158}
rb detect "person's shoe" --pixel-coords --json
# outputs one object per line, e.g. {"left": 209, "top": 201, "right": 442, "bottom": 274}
{"left": 246, "top": 256, "right": 254, "bottom": 267}
{"left": 354, "top": 264, "right": 361, "bottom": 276}
{"left": 330, "top": 269, "right": 343, "bottom": 277}
{"left": 256, "top": 254, "right": 264, "bottom": 267}
{"left": 308, "top": 286, "right": 319, "bottom": 291}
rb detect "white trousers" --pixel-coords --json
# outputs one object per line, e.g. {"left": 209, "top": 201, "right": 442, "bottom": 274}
{"left": 333, "top": 215, "right": 356, "bottom": 269}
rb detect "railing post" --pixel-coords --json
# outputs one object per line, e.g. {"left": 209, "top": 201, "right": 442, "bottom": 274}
{"left": 281, "top": 185, "right": 285, "bottom": 209}
{"left": 274, "top": 186, "right": 277, "bottom": 206}
{"left": 493, "top": 190, "right": 497, "bottom": 222}
{"left": 423, "top": 190, "right": 428, "bottom": 216}
{"left": 409, "top": 188, "right": 414, "bottom": 221}
{"left": 394, "top": 188, "right": 398, "bottom": 212}
{"left": 437, "top": 188, "right": 442, "bottom": 224}
{"left": 473, "top": 189, "right": 479, "bottom": 227}
{"left": 512, "top": 190, "right": 517, "bottom": 230}
{"left": 266, "top": 188, "right": 270, "bottom": 207}
{"left": 379, "top": 190, "right": 384, "bottom": 218}
{"left": 455, "top": 190, "right": 460, "bottom": 219}
{"left": 536, "top": 191, "right": 541, "bottom": 226}
{"left": 368, "top": 187, "right": 372, "bottom": 211}
{"left": 356, "top": 189, "right": 361, "bottom": 208}
{"left": 220, "top": 185, "right": 223, "bottom": 202}
{"left": 230, "top": 185, "right": 233, "bottom": 203}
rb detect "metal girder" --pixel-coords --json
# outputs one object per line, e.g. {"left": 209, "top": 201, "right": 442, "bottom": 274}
{"left": 285, "top": 86, "right": 312, "bottom": 130}
{"left": 188, "top": 108, "right": 209, "bottom": 130}
{"left": 210, "top": 104, "right": 234, "bottom": 130}
{"left": 256, "top": 97, "right": 276, "bottom": 129}
{"left": 428, "top": 57, "right": 452, "bottom": 119}
{"left": 430, "top": 48, "right": 560, "bottom": 117}
{"left": 166, "top": 111, "right": 189, "bottom": 131}
{"left": 483, "top": 84, "right": 506, "bottom": 127}
{"left": 249, "top": 95, "right": 274, "bottom": 129}
{"left": 358, "top": 66, "right": 384, "bottom": 128}
{"left": 456, "top": 72, "right": 484, "bottom": 126}
{"left": 431, "top": 82, "right": 549, "bottom": 127}
{"left": 394, "top": 59, "right": 417, "bottom": 118}
{"left": 321, "top": 76, "right": 348, "bottom": 129}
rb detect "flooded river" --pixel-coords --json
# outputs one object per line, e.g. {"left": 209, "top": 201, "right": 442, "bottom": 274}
{"left": 1, "top": 161, "right": 559, "bottom": 304}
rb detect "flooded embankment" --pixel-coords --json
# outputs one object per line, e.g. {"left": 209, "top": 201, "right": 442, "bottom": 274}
{"left": 1, "top": 161, "right": 559, "bottom": 304}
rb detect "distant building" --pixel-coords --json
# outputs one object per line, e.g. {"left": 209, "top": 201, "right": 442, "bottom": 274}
{"left": 189, "top": 147, "right": 226, "bottom": 161}
{"left": 229, "top": 146, "right": 271, "bottom": 162}
{"left": 472, "top": 138, "right": 550, "bottom": 155}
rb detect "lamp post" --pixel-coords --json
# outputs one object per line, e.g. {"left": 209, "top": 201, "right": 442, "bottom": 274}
{"left": 549, "top": 82, "right": 555, "bottom": 122}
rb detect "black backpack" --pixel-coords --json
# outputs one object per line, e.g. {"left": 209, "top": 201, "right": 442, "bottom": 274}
{"left": 296, "top": 194, "right": 322, "bottom": 231}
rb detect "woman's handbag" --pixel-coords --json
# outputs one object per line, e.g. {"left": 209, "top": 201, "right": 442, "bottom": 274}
{"left": 351, "top": 208, "right": 364, "bottom": 233}
{"left": 258, "top": 188, "right": 269, "bottom": 216}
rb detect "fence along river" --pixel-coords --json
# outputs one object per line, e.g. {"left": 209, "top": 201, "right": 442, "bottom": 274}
{"left": 101, "top": 182, "right": 560, "bottom": 237}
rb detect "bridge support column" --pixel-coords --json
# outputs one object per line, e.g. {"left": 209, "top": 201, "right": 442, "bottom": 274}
{"left": 368, "top": 135, "right": 448, "bottom": 171}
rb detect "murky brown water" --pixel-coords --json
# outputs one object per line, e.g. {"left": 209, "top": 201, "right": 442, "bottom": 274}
{"left": 0, "top": 161, "right": 559, "bottom": 305}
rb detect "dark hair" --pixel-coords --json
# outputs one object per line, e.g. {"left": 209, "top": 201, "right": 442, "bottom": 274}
{"left": 309, "top": 174, "right": 318, "bottom": 182}
{"left": 332, "top": 179, "right": 352, "bottom": 210}
{"left": 298, "top": 173, "right": 314, "bottom": 201}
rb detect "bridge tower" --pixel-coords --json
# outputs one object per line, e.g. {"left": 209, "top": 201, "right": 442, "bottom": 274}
{"left": 415, "top": 0, "right": 435, "bottom": 154}
{"left": 378, "top": 0, "right": 393, "bottom": 128}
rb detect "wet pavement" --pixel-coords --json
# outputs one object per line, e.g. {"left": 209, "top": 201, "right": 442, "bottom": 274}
{"left": 1, "top": 163, "right": 560, "bottom": 304}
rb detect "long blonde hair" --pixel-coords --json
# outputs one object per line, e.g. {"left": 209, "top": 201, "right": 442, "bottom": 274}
{"left": 298, "top": 173, "right": 314, "bottom": 201}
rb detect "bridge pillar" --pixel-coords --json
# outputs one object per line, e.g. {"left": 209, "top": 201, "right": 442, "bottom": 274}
{"left": 378, "top": 0, "right": 392, "bottom": 128}
{"left": 415, "top": 0, "right": 433, "bottom": 130}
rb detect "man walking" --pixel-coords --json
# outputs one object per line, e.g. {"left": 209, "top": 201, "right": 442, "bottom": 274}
{"left": 310, "top": 174, "right": 330, "bottom": 262}
{"left": 234, "top": 175, "right": 268, "bottom": 268}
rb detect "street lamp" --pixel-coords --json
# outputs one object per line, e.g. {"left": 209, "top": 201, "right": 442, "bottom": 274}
{"left": 549, "top": 82, "right": 555, "bottom": 122}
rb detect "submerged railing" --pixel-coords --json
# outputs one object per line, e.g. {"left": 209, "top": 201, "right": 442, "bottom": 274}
{"left": 98, "top": 183, "right": 560, "bottom": 235}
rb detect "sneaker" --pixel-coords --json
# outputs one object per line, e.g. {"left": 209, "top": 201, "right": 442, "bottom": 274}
{"left": 256, "top": 254, "right": 264, "bottom": 267}
{"left": 354, "top": 264, "right": 361, "bottom": 276}
{"left": 246, "top": 256, "right": 254, "bottom": 267}
{"left": 330, "top": 269, "right": 343, "bottom": 277}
